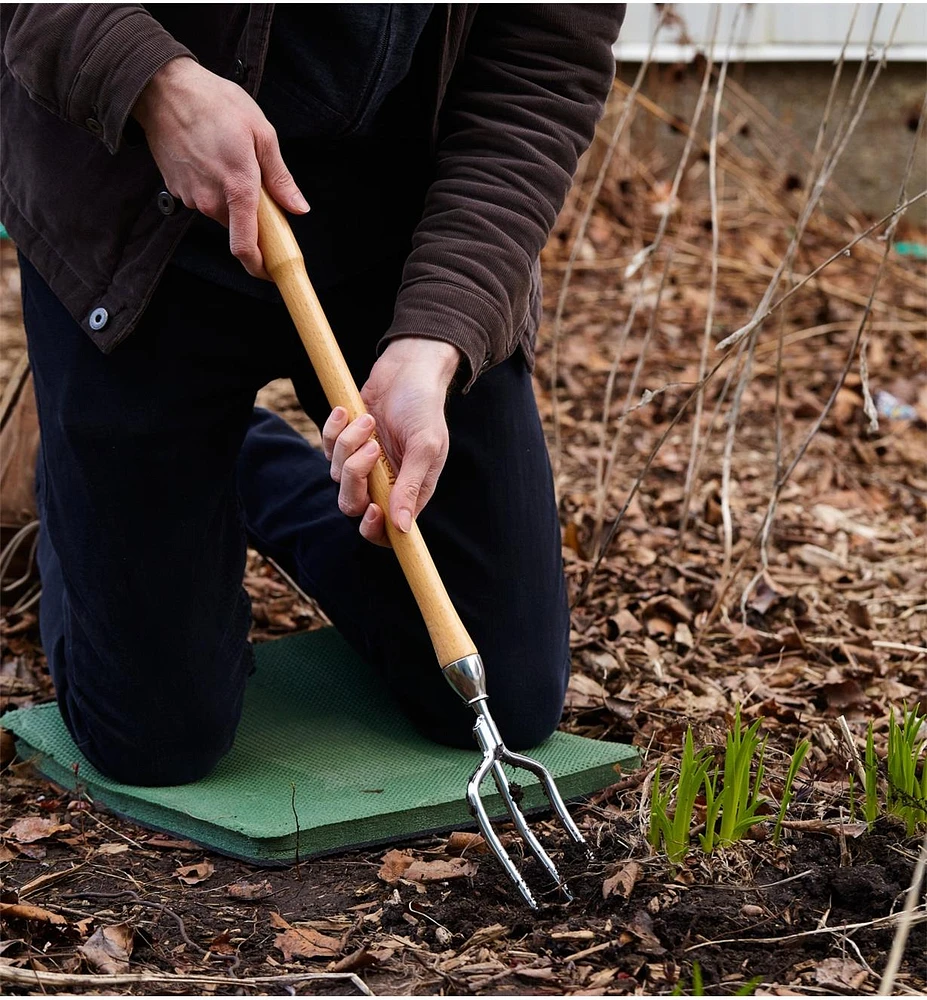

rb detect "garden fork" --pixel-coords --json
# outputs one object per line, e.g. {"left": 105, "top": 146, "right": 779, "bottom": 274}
{"left": 257, "top": 190, "right": 589, "bottom": 908}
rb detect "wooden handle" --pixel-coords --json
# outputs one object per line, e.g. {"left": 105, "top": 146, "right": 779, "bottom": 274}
{"left": 256, "top": 189, "right": 477, "bottom": 668}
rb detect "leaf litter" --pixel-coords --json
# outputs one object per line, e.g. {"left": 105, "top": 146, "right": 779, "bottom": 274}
{"left": 1, "top": 42, "right": 926, "bottom": 999}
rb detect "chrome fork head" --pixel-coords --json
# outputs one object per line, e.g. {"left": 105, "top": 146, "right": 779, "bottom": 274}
{"left": 443, "top": 655, "right": 590, "bottom": 909}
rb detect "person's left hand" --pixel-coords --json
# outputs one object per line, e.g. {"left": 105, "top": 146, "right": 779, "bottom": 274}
{"left": 322, "top": 337, "right": 462, "bottom": 545}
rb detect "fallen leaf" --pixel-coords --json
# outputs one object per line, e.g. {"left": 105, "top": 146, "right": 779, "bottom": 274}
{"left": 747, "top": 576, "right": 789, "bottom": 615}
{"left": 626, "top": 910, "right": 665, "bottom": 955}
{"left": 328, "top": 945, "right": 379, "bottom": 974}
{"left": 612, "top": 610, "right": 642, "bottom": 634}
{"left": 4, "top": 816, "right": 72, "bottom": 843}
{"left": 565, "top": 672, "right": 609, "bottom": 710}
{"left": 821, "top": 678, "right": 867, "bottom": 710}
{"left": 403, "top": 857, "right": 477, "bottom": 883}
{"left": 814, "top": 956, "right": 869, "bottom": 991}
{"left": 95, "top": 843, "right": 129, "bottom": 856}
{"left": 270, "top": 912, "right": 341, "bottom": 961}
{"left": 227, "top": 879, "right": 274, "bottom": 900}
{"left": 0, "top": 902, "right": 68, "bottom": 926}
{"left": 207, "top": 929, "right": 236, "bottom": 955}
{"left": 603, "top": 861, "right": 641, "bottom": 900}
{"left": 15, "top": 844, "right": 47, "bottom": 860}
{"left": 446, "top": 831, "right": 488, "bottom": 856}
{"left": 79, "top": 923, "right": 134, "bottom": 974}
{"left": 378, "top": 849, "right": 414, "bottom": 884}
{"left": 175, "top": 861, "right": 215, "bottom": 885}
{"left": 0, "top": 843, "right": 18, "bottom": 862}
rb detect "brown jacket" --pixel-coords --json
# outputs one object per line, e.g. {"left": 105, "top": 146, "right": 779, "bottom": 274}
{"left": 0, "top": 4, "right": 623, "bottom": 389}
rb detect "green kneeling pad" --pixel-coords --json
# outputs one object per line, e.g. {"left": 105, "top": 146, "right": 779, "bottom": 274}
{"left": 3, "top": 629, "right": 638, "bottom": 863}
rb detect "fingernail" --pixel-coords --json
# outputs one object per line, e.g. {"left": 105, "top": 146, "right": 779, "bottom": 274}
{"left": 364, "top": 441, "right": 380, "bottom": 457}
{"left": 332, "top": 407, "right": 346, "bottom": 421}
{"left": 359, "top": 414, "right": 374, "bottom": 429}
{"left": 295, "top": 194, "right": 310, "bottom": 213}
{"left": 363, "top": 506, "right": 377, "bottom": 522}
{"left": 398, "top": 509, "right": 413, "bottom": 533}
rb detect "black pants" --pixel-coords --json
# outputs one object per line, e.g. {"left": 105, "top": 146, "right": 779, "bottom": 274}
{"left": 21, "top": 256, "right": 570, "bottom": 786}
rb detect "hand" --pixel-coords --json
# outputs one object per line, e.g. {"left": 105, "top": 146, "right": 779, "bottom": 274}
{"left": 322, "top": 338, "right": 462, "bottom": 545}
{"left": 132, "top": 56, "right": 308, "bottom": 277}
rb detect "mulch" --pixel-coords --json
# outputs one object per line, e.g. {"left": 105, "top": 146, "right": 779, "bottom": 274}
{"left": 2, "top": 59, "right": 926, "bottom": 995}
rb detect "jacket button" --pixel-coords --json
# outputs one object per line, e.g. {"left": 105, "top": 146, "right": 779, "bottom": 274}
{"left": 232, "top": 59, "right": 246, "bottom": 82}
{"left": 85, "top": 117, "right": 103, "bottom": 135}
{"left": 88, "top": 307, "right": 109, "bottom": 331}
{"left": 157, "top": 190, "right": 176, "bottom": 215}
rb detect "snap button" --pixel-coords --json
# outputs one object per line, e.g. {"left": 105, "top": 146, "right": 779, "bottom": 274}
{"left": 88, "top": 307, "right": 109, "bottom": 331}
{"left": 480, "top": 358, "right": 491, "bottom": 373}
{"left": 232, "top": 59, "right": 246, "bottom": 83}
{"left": 85, "top": 117, "right": 103, "bottom": 135}
{"left": 157, "top": 190, "right": 176, "bottom": 215}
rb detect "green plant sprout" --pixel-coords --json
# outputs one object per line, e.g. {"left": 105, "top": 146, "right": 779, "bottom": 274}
{"left": 885, "top": 704, "right": 927, "bottom": 835}
{"left": 670, "top": 961, "right": 761, "bottom": 996}
{"left": 773, "top": 737, "right": 810, "bottom": 845}
{"left": 650, "top": 708, "right": 809, "bottom": 861}
{"left": 650, "top": 728, "right": 712, "bottom": 862}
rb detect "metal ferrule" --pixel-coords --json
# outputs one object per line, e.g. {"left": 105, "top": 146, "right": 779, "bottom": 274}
{"left": 441, "top": 654, "right": 488, "bottom": 705}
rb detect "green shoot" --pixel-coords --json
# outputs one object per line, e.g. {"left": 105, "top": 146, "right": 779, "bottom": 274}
{"left": 863, "top": 721, "right": 880, "bottom": 827}
{"left": 671, "top": 961, "right": 760, "bottom": 996}
{"left": 885, "top": 704, "right": 927, "bottom": 835}
{"left": 691, "top": 961, "right": 704, "bottom": 995}
{"left": 716, "top": 706, "right": 767, "bottom": 848}
{"left": 650, "top": 730, "right": 712, "bottom": 862}
{"left": 773, "top": 738, "right": 810, "bottom": 844}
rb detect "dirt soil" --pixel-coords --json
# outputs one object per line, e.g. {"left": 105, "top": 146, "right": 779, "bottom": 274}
{"left": 2, "top": 60, "right": 926, "bottom": 996}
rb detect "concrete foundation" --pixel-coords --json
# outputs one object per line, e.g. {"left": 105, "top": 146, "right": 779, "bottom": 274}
{"left": 616, "top": 60, "right": 926, "bottom": 225}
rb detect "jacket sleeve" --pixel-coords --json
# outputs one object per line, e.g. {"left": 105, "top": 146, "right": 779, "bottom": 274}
{"left": 379, "top": 4, "right": 624, "bottom": 391}
{"left": 1, "top": 4, "right": 192, "bottom": 153}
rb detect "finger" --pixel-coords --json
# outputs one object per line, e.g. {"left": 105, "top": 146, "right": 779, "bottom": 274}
{"left": 389, "top": 434, "right": 446, "bottom": 533}
{"left": 321, "top": 407, "right": 349, "bottom": 462}
{"left": 359, "top": 503, "right": 390, "bottom": 547}
{"left": 227, "top": 173, "right": 264, "bottom": 278}
{"left": 330, "top": 413, "right": 375, "bottom": 484}
{"left": 257, "top": 127, "right": 309, "bottom": 215}
{"left": 337, "top": 440, "right": 379, "bottom": 518}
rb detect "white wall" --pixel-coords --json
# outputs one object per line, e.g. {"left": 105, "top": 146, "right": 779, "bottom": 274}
{"left": 614, "top": 3, "right": 927, "bottom": 62}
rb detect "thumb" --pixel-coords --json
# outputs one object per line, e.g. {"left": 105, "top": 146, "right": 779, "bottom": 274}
{"left": 257, "top": 130, "right": 309, "bottom": 215}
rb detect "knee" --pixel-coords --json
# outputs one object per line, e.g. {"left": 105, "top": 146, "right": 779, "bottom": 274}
{"left": 77, "top": 710, "right": 236, "bottom": 787}
{"left": 491, "top": 680, "right": 567, "bottom": 751}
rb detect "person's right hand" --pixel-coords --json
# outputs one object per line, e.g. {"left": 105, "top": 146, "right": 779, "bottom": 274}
{"left": 132, "top": 56, "right": 308, "bottom": 277}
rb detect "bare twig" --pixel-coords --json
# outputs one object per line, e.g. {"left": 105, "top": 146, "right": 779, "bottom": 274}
{"left": 879, "top": 830, "right": 927, "bottom": 996}
{"left": 687, "top": 907, "right": 927, "bottom": 952}
{"left": 677, "top": 11, "right": 736, "bottom": 548}
{"left": 0, "top": 966, "right": 374, "bottom": 995}
{"left": 549, "top": 16, "right": 660, "bottom": 480}
{"left": 592, "top": 8, "right": 720, "bottom": 554}
{"left": 837, "top": 715, "right": 869, "bottom": 788}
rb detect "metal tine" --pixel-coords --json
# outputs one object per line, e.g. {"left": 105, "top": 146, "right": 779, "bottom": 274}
{"left": 499, "top": 747, "right": 592, "bottom": 855}
{"left": 466, "top": 755, "right": 538, "bottom": 909}
{"left": 490, "top": 760, "right": 574, "bottom": 902}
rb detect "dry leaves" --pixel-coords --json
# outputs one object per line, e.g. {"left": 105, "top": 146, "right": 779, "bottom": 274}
{"left": 270, "top": 912, "right": 342, "bottom": 962}
{"left": 0, "top": 901, "right": 68, "bottom": 926}
{"left": 377, "top": 849, "right": 477, "bottom": 885}
{"left": 227, "top": 878, "right": 274, "bottom": 900}
{"left": 603, "top": 861, "right": 641, "bottom": 900}
{"left": 79, "top": 923, "right": 134, "bottom": 974}
{"left": 4, "top": 816, "right": 72, "bottom": 843}
{"left": 175, "top": 861, "right": 215, "bottom": 885}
